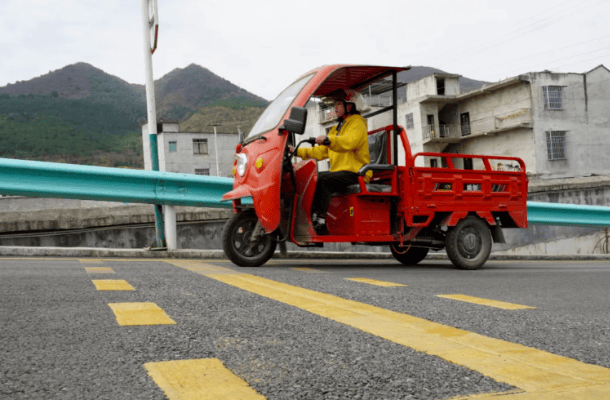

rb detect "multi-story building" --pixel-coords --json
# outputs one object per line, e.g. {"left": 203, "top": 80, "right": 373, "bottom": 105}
{"left": 141, "top": 120, "right": 240, "bottom": 177}
{"left": 304, "top": 65, "right": 610, "bottom": 180}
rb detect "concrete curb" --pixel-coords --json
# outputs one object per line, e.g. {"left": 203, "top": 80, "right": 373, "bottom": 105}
{"left": 0, "top": 246, "right": 609, "bottom": 261}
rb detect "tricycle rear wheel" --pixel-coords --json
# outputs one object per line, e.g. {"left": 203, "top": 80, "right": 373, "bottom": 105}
{"left": 390, "top": 243, "right": 429, "bottom": 266}
{"left": 445, "top": 216, "right": 492, "bottom": 270}
{"left": 222, "top": 210, "right": 277, "bottom": 267}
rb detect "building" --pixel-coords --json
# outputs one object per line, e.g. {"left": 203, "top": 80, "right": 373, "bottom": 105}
{"left": 304, "top": 65, "right": 610, "bottom": 180}
{"left": 141, "top": 121, "right": 240, "bottom": 177}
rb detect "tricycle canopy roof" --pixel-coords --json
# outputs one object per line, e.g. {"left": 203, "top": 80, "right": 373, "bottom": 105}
{"left": 309, "top": 65, "right": 410, "bottom": 97}
{"left": 245, "top": 65, "right": 410, "bottom": 143}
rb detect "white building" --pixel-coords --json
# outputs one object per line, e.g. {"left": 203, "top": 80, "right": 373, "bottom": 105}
{"left": 141, "top": 121, "right": 240, "bottom": 177}
{"left": 304, "top": 65, "right": 610, "bottom": 180}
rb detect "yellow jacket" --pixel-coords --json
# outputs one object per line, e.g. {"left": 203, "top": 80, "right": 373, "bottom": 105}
{"left": 297, "top": 114, "right": 372, "bottom": 182}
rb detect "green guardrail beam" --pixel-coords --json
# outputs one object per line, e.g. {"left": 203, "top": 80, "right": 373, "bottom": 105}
{"left": 0, "top": 158, "right": 240, "bottom": 208}
{"left": 527, "top": 201, "right": 610, "bottom": 227}
{"left": 0, "top": 158, "right": 609, "bottom": 228}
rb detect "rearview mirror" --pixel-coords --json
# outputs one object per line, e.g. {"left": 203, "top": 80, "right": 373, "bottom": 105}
{"left": 279, "top": 106, "right": 308, "bottom": 135}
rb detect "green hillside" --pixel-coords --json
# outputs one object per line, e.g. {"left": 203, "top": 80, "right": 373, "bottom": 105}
{"left": 0, "top": 63, "right": 267, "bottom": 168}
{"left": 180, "top": 105, "right": 265, "bottom": 134}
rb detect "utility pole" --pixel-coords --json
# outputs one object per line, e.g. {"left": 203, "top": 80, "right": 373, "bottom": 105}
{"left": 141, "top": 0, "right": 176, "bottom": 250}
{"left": 208, "top": 123, "right": 222, "bottom": 176}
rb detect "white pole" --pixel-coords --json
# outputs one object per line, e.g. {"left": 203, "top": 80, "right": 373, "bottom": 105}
{"left": 213, "top": 125, "right": 220, "bottom": 176}
{"left": 141, "top": 0, "right": 157, "bottom": 139}
{"left": 141, "top": 0, "right": 177, "bottom": 250}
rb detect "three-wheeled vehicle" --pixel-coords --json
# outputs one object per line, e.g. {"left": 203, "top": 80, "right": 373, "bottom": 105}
{"left": 221, "top": 65, "right": 528, "bottom": 269}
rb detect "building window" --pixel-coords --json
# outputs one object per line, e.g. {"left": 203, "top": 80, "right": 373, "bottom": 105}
{"left": 546, "top": 131, "right": 567, "bottom": 160}
{"left": 430, "top": 159, "right": 438, "bottom": 168}
{"left": 460, "top": 113, "right": 471, "bottom": 136}
{"left": 168, "top": 141, "right": 177, "bottom": 152}
{"left": 193, "top": 138, "right": 208, "bottom": 154}
{"left": 436, "top": 79, "right": 445, "bottom": 95}
{"left": 463, "top": 158, "right": 473, "bottom": 170}
{"left": 195, "top": 168, "right": 210, "bottom": 175}
{"left": 405, "top": 113, "right": 414, "bottom": 129}
{"left": 543, "top": 86, "right": 564, "bottom": 109}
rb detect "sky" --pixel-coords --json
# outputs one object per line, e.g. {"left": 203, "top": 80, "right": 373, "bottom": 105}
{"left": 1, "top": 0, "right": 609, "bottom": 101}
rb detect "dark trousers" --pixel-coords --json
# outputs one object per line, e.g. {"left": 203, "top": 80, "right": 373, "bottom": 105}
{"left": 312, "top": 171, "right": 359, "bottom": 216}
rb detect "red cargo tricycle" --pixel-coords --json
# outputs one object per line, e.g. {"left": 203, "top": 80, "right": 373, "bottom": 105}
{"left": 221, "top": 65, "right": 528, "bottom": 269}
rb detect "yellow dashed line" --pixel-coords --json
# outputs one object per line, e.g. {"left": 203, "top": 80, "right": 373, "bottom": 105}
{"left": 291, "top": 267, "right": 326, "bottom": 273}
{"left": 79, "top": 259, "right": 104, "bottom": 264}
{"left": 92, "top": 279, "right": 135, "bottom": 291}
{"left": 144, "top": 358, "right": 266, "bottom": 400}
{"left": 437, "top": 294, "right": 536, "bottom": 310}
{"left": 168, "top": 260, "right": 610, "bottom": 399}
{"left": 108, "top": 302, "right": 176, "bottom": 326}
{"left": 84, "top": 267, "right": 114, "bottom": 274}
{"left": 346, "top": 277, "right": 406, "bottom": 287}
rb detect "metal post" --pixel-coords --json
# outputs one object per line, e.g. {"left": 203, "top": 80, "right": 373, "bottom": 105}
{"left": 209, "top": 123, "right": 222, "bottom": 176}
{"left": 141, "top": 0, "right": 165, "bottom": 249}
{"left": 213, "top": 126, "right": 220, "bottom": 176}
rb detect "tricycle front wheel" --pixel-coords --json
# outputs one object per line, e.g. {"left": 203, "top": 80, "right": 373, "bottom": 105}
{"left": 222, "top": 210, "right": 277, "bottom": 267}
{"left": 445, "top": 216, "right": 492, "bottom": 270}
{"left": 390, "top": 243, "right": 429, "bottom": 266}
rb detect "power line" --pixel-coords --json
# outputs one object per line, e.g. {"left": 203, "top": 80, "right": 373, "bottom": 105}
{"left": 481, "top": 46, "right": 610, "bottom": 80}
{"left": 425, "top": 0, "right": 577, "bottom": 63}
{"left": 477, "top": 46, "right": 610, "bottom": 80}
{"left": 459, "top": 35, "right": 610, "bottom": 76}
{"left": 430, "top": 0, "right": 606, "bottom": 66}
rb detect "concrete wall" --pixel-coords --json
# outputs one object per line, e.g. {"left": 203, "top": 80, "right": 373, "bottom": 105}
{"left": 142, "top": 121, "right": 239, "bottom": 178}
{"left": 160, "top": 131, "right": 239, "bottom": 177}
{"left": 528, "top": 67, "right": 610, "bottom": 178}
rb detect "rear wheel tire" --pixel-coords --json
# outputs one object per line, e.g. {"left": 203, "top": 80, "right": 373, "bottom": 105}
{"left": 445, "top": 216, "right": 492, "bottom": 270}
{"left": 222, "top": 211, "right": 277, "bottom": 267}
{"left": 390, "top": 243, "right": 429, "bottom": 266}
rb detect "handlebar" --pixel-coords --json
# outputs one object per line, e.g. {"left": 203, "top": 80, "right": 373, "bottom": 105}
{"left": 288, "top": 137, "right": 327, "bottom": 157}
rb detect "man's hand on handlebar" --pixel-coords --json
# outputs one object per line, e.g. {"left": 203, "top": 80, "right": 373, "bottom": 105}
{"left": 315, "top": 135, "right": 331, "bottom": 145}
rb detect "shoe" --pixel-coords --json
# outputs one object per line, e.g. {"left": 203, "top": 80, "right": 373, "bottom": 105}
{"left": 313, "top": 219, "right": 329, "bottom": 235}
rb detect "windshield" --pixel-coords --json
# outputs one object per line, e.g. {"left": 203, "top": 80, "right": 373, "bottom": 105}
{"left": 246, "top": 74, "right": 314, "bottom": 140}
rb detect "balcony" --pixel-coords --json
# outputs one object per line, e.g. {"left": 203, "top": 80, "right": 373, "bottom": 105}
{"left": 426, "top": 108, "right": 533, "bottom": 142}
{"left": 423, "top": 125, "right": 460, "bottom": 141}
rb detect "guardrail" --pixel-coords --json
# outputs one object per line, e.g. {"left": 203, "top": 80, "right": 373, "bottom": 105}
{"left": 527, "top": 201, "right": 610, "bottom": 227}
{"left": 0, "top": 158, "right": 238, "bottom": 208}
{"left": 0, "top": 158, "right": 608, "bottom": 228}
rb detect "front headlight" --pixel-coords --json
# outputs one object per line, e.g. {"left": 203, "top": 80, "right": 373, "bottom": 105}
{"left": 236, "top": 153, "right": 248, "bottom": 177}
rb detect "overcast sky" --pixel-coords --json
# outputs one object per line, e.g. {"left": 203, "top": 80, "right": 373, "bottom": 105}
{"left": 1, "top": 0, "right": 609, "bottom": 101}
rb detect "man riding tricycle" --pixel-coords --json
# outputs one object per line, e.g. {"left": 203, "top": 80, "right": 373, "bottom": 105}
{"left": 221, "top": 65, "right": 528, "bottom": 269}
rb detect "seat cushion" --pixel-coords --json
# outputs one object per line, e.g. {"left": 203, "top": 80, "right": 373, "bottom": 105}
{"left": 332, "top": 183, "right": 392, "bottom": 196}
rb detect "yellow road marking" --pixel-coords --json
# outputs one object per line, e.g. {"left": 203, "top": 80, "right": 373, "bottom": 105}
{"left": 168, "top": 260, "right": 610, "bottom": 398}
{"left": 291, "top": 267, "right": 326, "bottom": 273}
{"left": 92, "top": 279, "right": 135, "bottom": 291}
{"left": 346, "top": 277, "right": 406, "bottom": 287}
{"left": 437, "top": 294, "right": 535, "bottom": 310}
{"left": 144, "top": 358, "right": 265, "bottom": 400}
{"left": 79, "top": 259, "right": 104, "bottom": 264}
{"left": 84, "top": 267, "right": 114, "bottom": 274}
{"left": 108, "top": 302, "right": 176, "bottom": 326}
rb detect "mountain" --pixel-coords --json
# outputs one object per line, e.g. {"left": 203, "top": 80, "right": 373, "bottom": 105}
{"left": 153, "top": 64, "right": 267, "bottom": 121}
{"left": 0, "top": 63, "right": 268, "bottom": 166}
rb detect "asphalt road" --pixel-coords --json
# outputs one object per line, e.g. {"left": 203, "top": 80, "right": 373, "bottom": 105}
{"left": 1, "top": 257, "right": 609, "bottom": 399}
